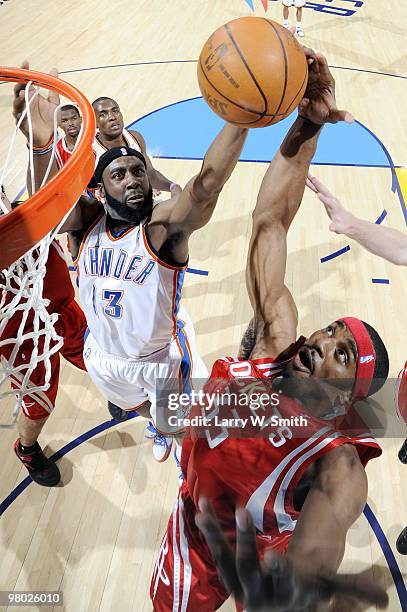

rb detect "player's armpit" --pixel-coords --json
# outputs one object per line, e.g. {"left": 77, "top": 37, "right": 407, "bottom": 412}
{"left": 238, "top": 318, "right": 256, "bottom": 360}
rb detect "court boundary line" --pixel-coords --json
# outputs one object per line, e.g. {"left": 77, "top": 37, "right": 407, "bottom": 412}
{"left": 129, "top": 98, "right": 406, "bottom": 266}
{"left": 55, "top": 61, "right": 407, "bottom": 81}
{"left": 1, "top": 68, "right": 405, "bottom": 607}
{"left": 320, "top": 209, "right": 388, "bottom": 263}
{"left": 135, "top": 156, "right": 403, "bottom": 170}
{"left": 0, "top": 415, "right": 406, "bottom": 610}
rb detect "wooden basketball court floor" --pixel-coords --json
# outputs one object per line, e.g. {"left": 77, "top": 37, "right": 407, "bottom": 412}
{"left": 0, "top": 0, "right": 406, "bottom": 610}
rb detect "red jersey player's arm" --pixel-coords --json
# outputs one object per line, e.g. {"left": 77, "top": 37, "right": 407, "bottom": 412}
{"left": 196, "top": 493, "right": 388, "bottom": 611}
{"left": 247, "top": 52, "right": 353, "bottom": 360}
{"left": 246, "top": 116, "right": 321, "bottom": 359}
{"left": 11, "top": 65, "right": 102, "bottom": 242}
{"left": 12, "top": 62, "right": 60, "bottom": 193}
{"left": 286, "top": 444, "right": 367, "bottom": 576}
{"left": 128, "top": 129, "right": 181, "bottom": 194}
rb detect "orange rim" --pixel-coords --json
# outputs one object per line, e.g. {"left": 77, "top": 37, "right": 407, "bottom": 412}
{"left": 0, "top": 67, "right": 96, "bottom": 270}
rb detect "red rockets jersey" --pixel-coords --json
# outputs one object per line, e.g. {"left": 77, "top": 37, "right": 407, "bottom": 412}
{"left": 1, "top": 241, "right": 75, "bottom": 340}
{"left": 55, "top": 138, "right": 72, "bottom": 169}
{"left": 55, "top": 137, "right": 96, "bottom": 198}
{"left": 181, "top": 352, "right": 382, "bottom": 553}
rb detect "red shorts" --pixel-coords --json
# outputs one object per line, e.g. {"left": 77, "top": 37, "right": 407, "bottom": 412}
{"left": 150, "top": 487, "right": 289, "bottom": 612}
{"left": 396, "top": 361, "right": 407, "bottom": 425}
{"left": 150, "top": 488, "right": 230, "bottom": 612}
{"left": 1, "top": 299, "right": 87, "bottom": 420}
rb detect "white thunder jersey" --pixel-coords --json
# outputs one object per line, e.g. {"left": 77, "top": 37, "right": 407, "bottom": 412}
{"left": 92, "top": 128, "right": 141, "bottom": 165}
{"left": 76, "top": 214, "right": 187, "bottom": 359}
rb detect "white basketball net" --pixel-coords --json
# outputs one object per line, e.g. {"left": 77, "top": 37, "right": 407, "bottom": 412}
{"left": 0, "top": 83, "right": 80, "bottom": 427}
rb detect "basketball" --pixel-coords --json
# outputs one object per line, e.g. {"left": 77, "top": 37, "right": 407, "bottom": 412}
{"left": 197, "top": 17, "right": 308, "bottom": 128}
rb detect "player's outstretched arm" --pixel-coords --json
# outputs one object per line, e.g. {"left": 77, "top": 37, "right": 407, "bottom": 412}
{"left": 148, "top": 124, "right": 248, "bottom": 262}
{"left": 308, "top": 174, "right": 407, "bottom": 266}
{"left": 246, "top": 51, "right": 353, "bottom": 360}
{"left": 13, "top": 63, "right": 101, "bottom": 237}
{"left": 196, "top": 494, "right": 388, "bottom": 611}
{"left": 129, "top": 129, "right": 181, "bottom": 194}
{"left": 13, "top": 61, "right": 60, "bottom": 193}
{"left": 158, "top": 124, "right": 248, "bottom": 232}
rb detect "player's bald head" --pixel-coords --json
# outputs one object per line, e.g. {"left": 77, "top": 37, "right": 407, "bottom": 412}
{"left": 92, "top": 96, "right": 119, "bottom": 111}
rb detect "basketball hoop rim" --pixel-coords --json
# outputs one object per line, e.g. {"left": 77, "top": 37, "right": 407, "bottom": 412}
{"left": 0, "top": 67, "right": 96, "bottom": 270}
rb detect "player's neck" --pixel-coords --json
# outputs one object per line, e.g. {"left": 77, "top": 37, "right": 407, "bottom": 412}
{"left": 98, "top": 132, "right": 126, "bottom": 148}
{"left": 65, "top": 135, "right": 77, "bottom": 151}
{"left": 106, "top": 214, "right": 136, "bottom": 235}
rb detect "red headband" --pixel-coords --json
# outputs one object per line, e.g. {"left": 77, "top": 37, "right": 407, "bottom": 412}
{"left": 340, "top": 317, "right": 376, "bottom": 400}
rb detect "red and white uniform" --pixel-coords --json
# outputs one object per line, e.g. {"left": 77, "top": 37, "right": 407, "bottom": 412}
{"left": 55, "top": 137, "right": 72, "bottom": 169}
{"left": 151, "top": 353, "right": 382, "bottom": 612}
{"left": 56, "top": 136, "right": 97, "bottom": 204}
{"left": 396, "top": 361, "right": 407, "bottom": 425}
{"left": 0, "top": 241, "right": 87, "bottom": 419}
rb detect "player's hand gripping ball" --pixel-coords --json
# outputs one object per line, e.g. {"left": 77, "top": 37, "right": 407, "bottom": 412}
{"left": 197, "top": 16, "right": 308, "bottom": 128}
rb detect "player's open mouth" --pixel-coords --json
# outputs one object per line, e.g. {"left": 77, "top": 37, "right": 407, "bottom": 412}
{"left": 126, "top": 193, "right": 144, "bottom": 203}
{"left": 293, "top": 347, "right": 314, "bottom": 375}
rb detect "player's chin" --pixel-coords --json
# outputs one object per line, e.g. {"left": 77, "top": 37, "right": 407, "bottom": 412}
{"left": 124, "top": 201, "right": 152, "bottom": 223}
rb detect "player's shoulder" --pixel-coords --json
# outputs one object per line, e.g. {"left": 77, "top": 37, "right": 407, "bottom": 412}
{"left": 127, "top": 128, "right": 145, "bottom": 148}
{"left": 209, "top": 355, "right": 287, "bottom": 379}
{"left": 315, "top": 443, "right": 367, "bottom": 486}
{"left": 210, "top": 337, "right": 306, "bottom": 380}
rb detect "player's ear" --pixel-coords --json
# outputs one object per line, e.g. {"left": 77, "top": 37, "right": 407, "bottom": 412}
{"left": 97, "top": 182, "right": 106, "bottom": 203}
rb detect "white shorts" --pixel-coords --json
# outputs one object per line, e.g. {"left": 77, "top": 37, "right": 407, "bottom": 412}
{"left": 282, "top": 0, "right": 305, "bottom": 7}
{"left": 83, "top": 309, "right": 208, "bottom": 434}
